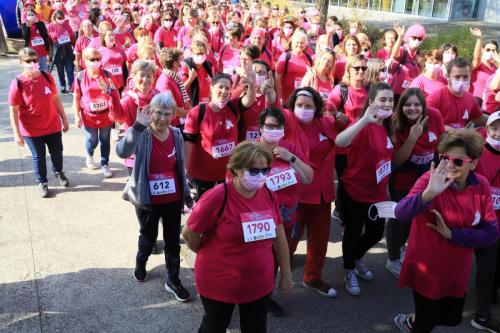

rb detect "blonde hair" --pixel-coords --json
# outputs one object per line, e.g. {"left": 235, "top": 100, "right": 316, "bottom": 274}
{"left": 364, "top": 58, "right": 385, "bottom": 86}
{"left": 227, "top": 142, "right": 272, "bottom": 176}
{"left": 19, "top": 47, "right": 39, "bottom": 60}
{"left": 342, "top": 54, "right": 366, "bottom": 85}
{"left": 82, "top": 47, "right": 101, "bottom": 60}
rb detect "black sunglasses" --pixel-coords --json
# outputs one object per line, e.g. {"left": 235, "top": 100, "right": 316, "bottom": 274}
{"left": 352, "top": 66, "right": 368, "bottom": 72}
{"left": 363, "top": 48, "right": 370, "bottom": 52}
{"left": 411, "top": 36, "right": 423, "bottom": 41}
{"left": 88, "top": 57, "right": 101, "bottom": 62}
{"left": 248, "top": 167, "right": 271, "bottom": 176}
{"left": 439, "top": 154, "right": 473, "bottom": 167}
{"left": 24, "top": 58, "right": 39, "bottom": 63}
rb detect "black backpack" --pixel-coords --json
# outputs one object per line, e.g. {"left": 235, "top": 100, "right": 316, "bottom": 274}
{"left": 184, "top": 57, "right": 213, "bottom": 106}
{"left": 16, "top": 70, "right": 51, "bottom": 93}
{"left": 283, "top": 51, "right": 313, "bottom": 76}
{"left": 216, "top": 182, "right": 274, "bottom": 218}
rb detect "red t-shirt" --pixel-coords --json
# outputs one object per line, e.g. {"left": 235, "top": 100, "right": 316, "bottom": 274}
{"left": 482, "top": 74, "right": 500, "bottom": 114}
{"left": 392, "top": 107, "right": 445, "bottom": 192}
{"left": 471, "top": 62, "right": 497, "bottom": 99}
{"left": 316, "top": 77, "right": 334, "bottom": 103}
{"left": 375, "top": 48, "right": 391, "bottom": 60}
{"left": 73, "top": 70, "right": 117, "bottom": 129}
{"left": 8, "top": 72, "right": 61, "bottom": 137}
{"left": 238, "top": 94, "right": 271, "bottom": 142}
{"left": 476, "top": 144, "right": 500, "bottom": 221}
{"left": 333, "top": 60, "right": 346, "bottom": 84}
{"left": 155, "top": 73, "right": 185, "bottom": 127}
{"left": 399, "top": 172, "right": 497, "bottom": 299}
{"left": 187, "top": 181, "right": 283, "bottom": 304}
{"left": 47, "top": 21, "right": 73, "bottom": 45}
{"left": 114, "top": 30, "right": 135, "bottom": 51}
{"left": 28, "top": 25, "right": 48, "bottom": 57}
{"left": 409, "top": 74, "right": 446, "bottom": 98}
{"left": 276, "top": 52, "right": 311, "bottom": 103}
{"left": 342, "top": 123, "right": 393, "bottom": 203}
{"left": 149, "top": 133, "right": 182, "bottom": 204}
{"left": 427, "top": 86, "right": 482, "bottom": 129}
{"left": 99, "top": 46, "right": 127, "bottom": 88}
{"left": 183, "top": 100, "right": 240, "bottom": 181}
{"left": 154, "top": 27, "right": 177, "bottom": 49}
{"left": 180, "top": 62, "right": 212, "bottom": 104}
{"left": 218, "top": 45, "right": 241, "bottom": 78}
{"left": 74, "top": 34, "right": 97, "bottom": 69}
{"left": 327, "top": 84, "right": 368, "bottom": 123}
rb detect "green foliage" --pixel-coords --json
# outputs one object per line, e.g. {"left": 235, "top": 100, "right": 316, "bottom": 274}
{"left": 420, "top": 26, "right": 476, "bottom": 60}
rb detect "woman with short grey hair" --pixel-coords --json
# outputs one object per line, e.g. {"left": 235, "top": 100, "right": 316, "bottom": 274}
{"left": 117, "top": 91, "right": 193, "bottom": 302}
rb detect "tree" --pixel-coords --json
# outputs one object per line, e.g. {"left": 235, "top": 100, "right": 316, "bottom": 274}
{"left": 315, "top": 0, "right": 329, "bottom": 25}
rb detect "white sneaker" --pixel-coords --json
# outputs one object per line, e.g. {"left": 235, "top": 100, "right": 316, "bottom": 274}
{"left": 102, "top": 165, "right": 112, "bottom": 178}
{"left": 386, "top": 259, "right": 402, "bottom": 279}
{"left": 86, "top": 156, "right": 98, "bottom": 170}
{"left": 355, "top": 260, "right": 374, "bottom": 281}
{"left": 111, "top": 128, "right": 120, "bottom": 141}
{"left": 345, "top": 270, "right": 361, "bottom": 296}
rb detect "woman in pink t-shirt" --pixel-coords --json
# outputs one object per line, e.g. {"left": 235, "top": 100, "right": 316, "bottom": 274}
{"left": 154, "top": 12, "right": 178, "bottom": 49}
{"left": 112, "top": 14, "right": 134, "bottom": 51}
{"left": 98, "top": 28, "right": 127, "bottom": 91}
{"left": 409, "top": 49, "right": 446, "bottom": 97}
{"left": 470, "top": 27, "right": 498, "bottom": 105}
{"left": 333, "top": 35, "right": 361, "bottom": 84}
{"left": 182, "top": 141, "right": 292, "bottom": 333}
{"left": 376, "top": 28, "right": 397, "bottom": 60}
{"left": 301, "top": 49, "right": 335, "bottom": 103}
{"left": 271, "top": 18, "right": 295, "bottom": 61}
{"left": 74, "top": 20, "right": 98, "bottom": 71}
{"left": 217, "top": 23, "right": 243, "bottom": 78}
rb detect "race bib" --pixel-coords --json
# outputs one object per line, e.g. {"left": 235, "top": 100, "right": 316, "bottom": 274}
{"left": 31, "top": 37, "right": 44, "bottom": 47}
{"left": 89, "top": 100, "right": 108, "bottom": 112}
{"left": 223, "top": 66, "right": 237, "bottom": 76}
{"left": 266, "top": 167, "right": 297, "bottom": 191}
{"left": 241, "top": 210, "right": 276, "bottom": 242}
{"left": 58, "top": 35, "right": 71, "bottom": 44}
{"left": 149, "top": 173, "right": 176, "bottom": 196}
{"left": 376, "top": 160, "right": 391, "bottom": 184}
{"left": 78, "top": 12, "right": 85, "bottom": 19}
{"left": 410, "top": 152, "right": 434, "bottom": 165}
{"left": 108, "top": 66, "right": 123, "bottom": 76}
{"left": 402, "top": 80, "right": 411, "bottom": 89}
{"left": 245, "top": 127, "right": 260, "bottom": 141}
{"left": 294, "top": 79, "right": 302, "bottom": 89}
{"left": 320, "top": 92, "right": 329, "bottom": 102}
{"left": 493, "top": 187, "right": 500, "bottom": 210}
{"left": 212, "top": 141, "right": 235, "bottom": 159}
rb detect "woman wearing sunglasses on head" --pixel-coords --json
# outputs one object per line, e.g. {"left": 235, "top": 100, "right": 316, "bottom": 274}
{"left": 182, "top": 141, "right": 292, "bottom": 333}
{"left": 385, "top": 88, "right": 445, "bottom": 279}
{"left": 393, "top": 128, "right": 498, "bottom": 333}
{"left": 336, "top": 82, "right": 395, "bottom": 296}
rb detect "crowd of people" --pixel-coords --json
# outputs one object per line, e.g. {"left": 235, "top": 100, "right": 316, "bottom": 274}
{"left": 7, "top": 0, "right": 500, "bottom": 332}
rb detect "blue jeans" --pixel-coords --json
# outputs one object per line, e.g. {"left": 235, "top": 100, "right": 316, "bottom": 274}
{"left": 23, "top": 131, "right": 64, "bottom": 184}
{"left": 39, "top": 56, "right": 48, "bottom": 72}
{"left": 53, "top": 48, "right": 74, "bottom": 89}
{"left": 83, "top": 125, "right": 112, "bottom": 166}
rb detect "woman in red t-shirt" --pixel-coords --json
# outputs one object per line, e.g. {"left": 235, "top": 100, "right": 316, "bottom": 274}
{"left": 98, "top": 28, "right": 127, "bottom": 92}
{"left": 116, "top": 93, "right": 193, "bottom": 302}
{"left": 8, "top": 48, "right": 70, "bottom": 197}
{"left": 74, "top": 20, "right": 98, "bottom": 72}
{"left": 183, "top": 71, "right": 257, "bottom": 200}
{"left": 409, "top": 49, "right": 446, "bottom": 97}
{"left": 154, "top": 12, "right": 178, "bottom": 49}
{"left": 301, "top": 49, "right": 335, "bottom": 103}
{"left": 271, "top": 17, "right": 295, "bottom": 61}
{"left": 182, "top": 141, "right": 292, "bottom": 333}
{"left": 285, "top": 88, "right": 338, "bottom": 298}
{"left": 375, "top": 28, "right": 397, "bottom": 61}
{"left": 385, "top": 88, "right": 445, "bottom": 279}
{"left": 393, "top": 129, "right": 498, "bottom": 332}
{"left": 22, "top": 8, "right": 50, "bottom": 72}
{"left": 336, "top": 82, "right": 395, "bottom": 296}
{"left": 73, "top": 47, "right": 121, "bottom": 178}
{"left": 470, "top": 27, "right": 498, "bottom": 106}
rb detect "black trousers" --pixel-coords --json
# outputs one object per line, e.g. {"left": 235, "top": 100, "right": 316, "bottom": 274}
{"left": 334, "top": 154, "right": 348, "bottom": 213}
{"left": 193, "top": 178, "right": 224, "bottom": 201}
{"left": 412, "top": 290, "right": 465, "bottom": 333}
{"left": 474, "top": 242, "right": 498, "bottom": 319}
{"left": 135, "top": 201, "right": 182, "bottom": 282}
{"left": 339, "top": 185, "right": 385, "bottom": 270}
{"left": 198, "top": 294, "right": 271, "bottom": 333}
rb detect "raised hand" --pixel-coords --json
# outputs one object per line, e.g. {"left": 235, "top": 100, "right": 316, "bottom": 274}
{"left": 394, "top": 22, "right": 405, "bottom": 37}
{"left": 136, "top": 105, "right": 154, "bottom": 127}
{"left": 425, "top": 160, "right": 453, "bottom": 198}
{"left": 242, "top": 64, "right": 256, "bottom": 86}
{"left": 362, "top": 104, "right": 379, "bottom": 124}
{"left": 408, "top": 115, "right": 429, "bottom": 142}
{"left": 427, "top": 209, "right": 452, "bottom": 239}
{"left": 470, "top": 27, "right": 482, "bottom": 38}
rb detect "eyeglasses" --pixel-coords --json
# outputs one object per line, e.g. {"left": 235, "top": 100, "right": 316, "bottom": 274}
{"left": 88, "top": 58, "right": 101, "bottom": 62}
{"left": 411, "top": 36, "right": 423, "bottom": 41}
{"left": 263, "top": 123, "right": 281, "bottom": 130}
{"left": 23, "top": 58, "right": 39, "bottom": 63}
{"left": 248, "top": 167, "right": 271, "bottom": 176}
{"left": 114, "top": 7, "right": 122, "bottom": 11}
{"left": 352, "top": 66, "right": 368, "bottom": 72}
{"left": 439, "top": 154, "right": 473, "bottom": 167}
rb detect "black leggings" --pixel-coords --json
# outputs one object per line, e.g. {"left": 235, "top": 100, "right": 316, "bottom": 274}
{"left": 412, "top": 290, "right": 465, "bottom": 333}
{"left": 193, "top": 178, "right": 224, "bottom": 201}
{"left": 198, "top": 294, "right": 271, "bottom": 333}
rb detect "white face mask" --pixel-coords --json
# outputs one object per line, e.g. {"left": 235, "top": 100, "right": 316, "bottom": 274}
{"left": 349, "top": 27, "right": 357, "bottom": 35}
{"left": 368, "top": 201, "right": 397, "bottom": 220}
{"left": 482, "top": 51, "right": 493, "bottom": 62}
{"left": 86, "top": 60, "right": 101, "bottom": 69}
{"left": 283, "top": 27, "right": 293, "bottom": 37}
{"left": 409, "top": 39, "right": 422, "bottom": 49}
{"left": 450, "top": 79, "right": 470, "bottom": 94}
{"left": 24, "top": 62, "right": 40, "bottom": 72}
{"left": 164, "top": 21, "right": 173, "bottom": 28}
{"left": 443, "top": 53, "right": 455, "bottom": 64}
{"left": 192, "top": 54, "right": 206, "bottom": 65}
{"left": 425, "top": 63, "right": 441, "bottom": 76}
{"left": 486, "top": 136, "right": 500, "bottom": 151}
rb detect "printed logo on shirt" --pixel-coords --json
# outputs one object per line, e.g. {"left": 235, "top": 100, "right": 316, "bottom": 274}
{"left": 167, "top": 147, "right": 176, "bottom": 158}
{"left": 472, "top": 210, "right": 481, "bottom": 226}
{"left": 44, "top": 86, "right": 52, "bottom": 95}
{"left": 463, "top": 110, "right": 469, "bottom": 120}
{"left": 226, "top": 119, "right": 234, "bottom": 129}
{"left": 319, "top": 133, "right": 327, "bottom": 142}
{"left": 428, "top": 131, "right": 437, "bottom": 142}
{"left": 386, "top": 137, "right": 393, "bottom": 149}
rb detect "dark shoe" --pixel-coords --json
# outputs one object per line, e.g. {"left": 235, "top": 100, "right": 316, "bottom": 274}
{"left": 471, "top": 316, "right": 500, "bottom": 333}
{"left": 151, "top": 241, "right": 161, "bottom": 255}
{"left": 492, "top": 290, "right": 499, "bottom": 305}
{"left": 38, "top": 182, "right": 49, "bottom": 198}
{"left": 303, "top": 280, "right": 337, "bottom": 298}
{"left": 61, "top": 88, "right": 68, "bottom": 94}
{"left": 55, "top": 172, "right": 69, "bottom": 187}
{"left": 268, "top": 298, "right": 285, "bottom": 317}
{"left": 165, "top": 279, "right": 190, "bottom": 302}
{"left": 134, "top": 262, "right": 147, "bottom": 282}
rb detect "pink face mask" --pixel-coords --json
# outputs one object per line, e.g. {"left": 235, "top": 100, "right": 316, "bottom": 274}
{"left": 24, "top": 62, "right": 40, "bottom": 72}
{"left": 486, "top": 136, "right": 500, "bottom": 151}
{"left": 294, "top": 107, "right": 315, "bottom": 123}
{"left": 261, "top": 128, "right": 284, "bottom": 144}
{"left": 241, "top": 171, "right": 267, "bottom": 191}
{"left": 376, "top": 109, "right": 393, "bottom": 120}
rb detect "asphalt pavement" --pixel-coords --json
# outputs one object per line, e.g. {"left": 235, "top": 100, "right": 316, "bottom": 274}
{"left": 0, "top": 55, "right": 494, "bottom": 333}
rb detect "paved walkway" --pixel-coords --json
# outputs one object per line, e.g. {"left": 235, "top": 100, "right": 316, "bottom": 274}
{"left": 0, "top": 55, "right": 497, "bottom": 333}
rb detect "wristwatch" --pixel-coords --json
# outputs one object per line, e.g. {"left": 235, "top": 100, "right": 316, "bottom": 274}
{"left": 289, "top": 155, "right": 296, "bottom": 164}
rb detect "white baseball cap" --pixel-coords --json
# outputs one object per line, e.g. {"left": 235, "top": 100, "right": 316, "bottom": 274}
{"left": 486, "top": 111, "right": 500, "bottom": 126}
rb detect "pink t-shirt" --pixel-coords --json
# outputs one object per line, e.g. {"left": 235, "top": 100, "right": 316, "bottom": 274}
{"left": 327, "top": 84, "right": 368, "bottom": 123}
{"left": 114, "top": 30, "right": 135, "bottom": 51}
{"left": 8, "top": 73, "right": 61, "bottom": 137}
{"left": 409, "top": 74, "right": 446, "bottom": 97}
{"left": 482, "top": 74, "right": 500, "bottom": 114}
{"left": 276, "top": 52, "right": 312, "bottom": 103}
{"left": 47, "top": 21, "right": 73, "bottom": 45}
{"left": 67, "top": 3, "right": 88, "bottom": 32}
{"left": 471, "top": 62, "right": 497, "bottom": 99}
{"left": 153, "top": 27, "right": 177, "bottom": 49}
{"left": 126, "top": 43, "right": 139, "bottom": 64}
{"left": 375, "top": 48, "right": 391, "bottom": 60}
{"left": 218, "top": 45, "right": 241, "bottom": 77}
{"left": 98, "top": 46, "right": 127, "bottom": 88}
{"left": 333, "top": 60, "right": 346, "bottom": 83}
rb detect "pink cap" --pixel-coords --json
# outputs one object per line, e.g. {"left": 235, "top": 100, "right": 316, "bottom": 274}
{"left": 250, "top": 28, "right": 266, "bottom": 38}
{"left": 404, "top": 24, "right": 426, "bottom": 42}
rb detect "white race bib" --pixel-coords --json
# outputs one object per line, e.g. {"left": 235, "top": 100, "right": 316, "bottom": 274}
{"left": 31, "top": 37, "right": 45, "bottom": 47}
{"left": 149, "top": 173, "right": 176, "bottom": 195}
{"left": 410, "top": 153, "right": 434, "bottom": 165}
{"left": 58, "top": 35, "right": 71, "bottom": 44}
{"left": 492, "top": 187, "right": 500, "bottom": 210}
{"left": 266, "top": 167, "right": 297, "bottom": 191}
{"left": 211, "top": 141, "right": 235, "bottom": 159}
{"left": 376, "top": 160, "right": 391, "bottom": 184}
{"left": 402, "top": 80, "right": 411, "bottom": 89}
{"left": 294, "top": 79, "right": 302, "bottom": 89}
{"left": 78, "top": 12, "right": 85, "bottom": 19}
{"left": 241, "top": 211, "right": 276, "bottom": 242}
{"left": 89, "top": 100, "right": 108, "bottom": 112}
{"left": 108, "top": 66, "right": 123, "bottom": 76}
{"left": 245, "top": 129, "right": 260, "bottom": 141}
